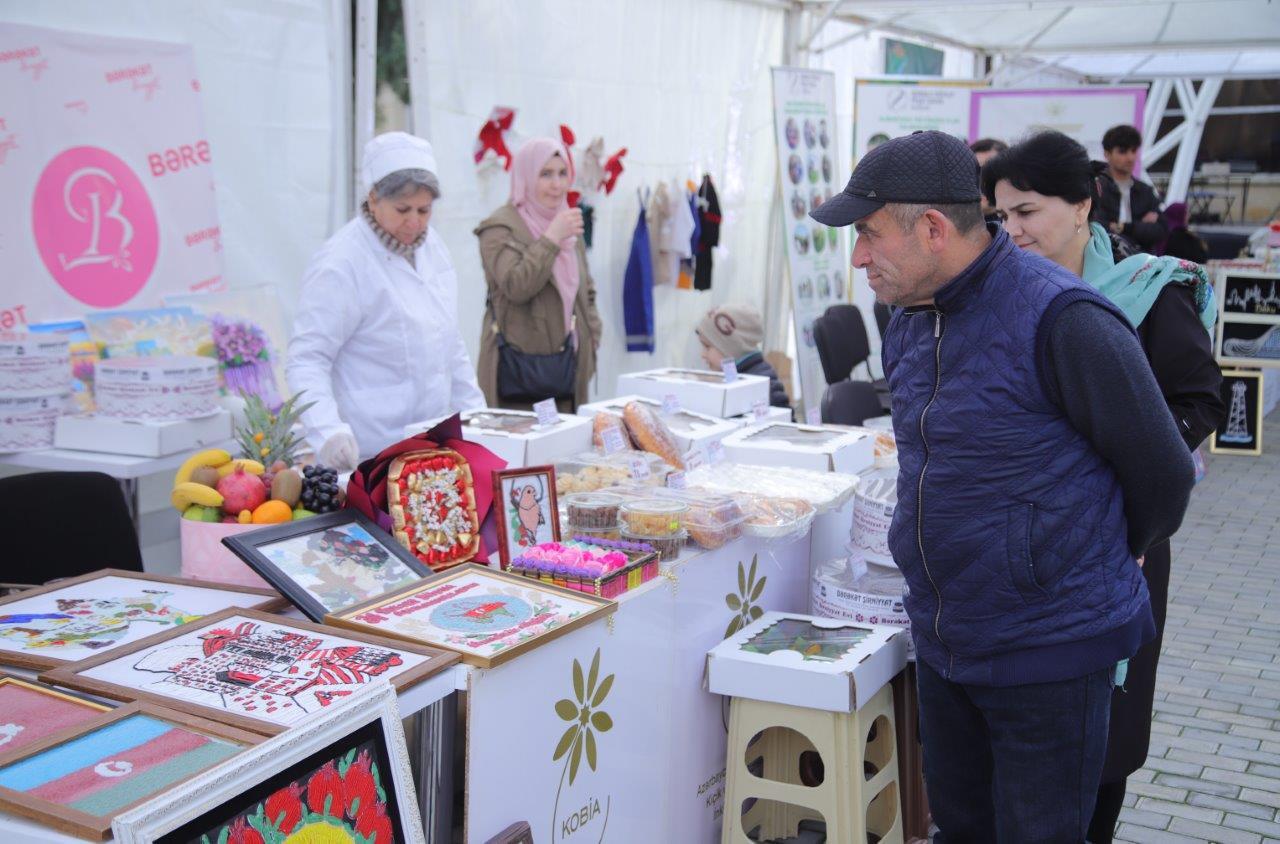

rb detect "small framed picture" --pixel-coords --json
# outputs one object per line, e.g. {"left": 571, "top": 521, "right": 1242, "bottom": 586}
{"left": 492, "top": 465, "right": 560, "bottom": 567}
{"left": 0, "top": 700, "right": 262, "bottom": 840}
{"left": 1210, "top": 369, "right": 1265, "bottom": 456}
{"left": 221, "top": 510, "right": 433, "bottom": 622}
{"left": 111, "top": 685, "right": 424, "bottom": 844}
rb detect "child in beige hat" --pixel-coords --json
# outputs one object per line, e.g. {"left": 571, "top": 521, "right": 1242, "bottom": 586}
{"left": 694, "top": 304, "right": 790, "bottom": 408}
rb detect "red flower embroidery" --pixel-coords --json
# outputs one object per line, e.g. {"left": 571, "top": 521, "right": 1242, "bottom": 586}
{"left": 264, "top": 782, "right": 303, "bottom": 832}
{"left": 227, "top": 817, "right": 265, "bottom": 844}
{"left": 306, "top": 761, "right": 344, "bottom": 818}
{"left": 355, "top": 807, "right": 394, "bottom": 842}
{"left": 343, "top": 750, "right": 379, "bottom": 817}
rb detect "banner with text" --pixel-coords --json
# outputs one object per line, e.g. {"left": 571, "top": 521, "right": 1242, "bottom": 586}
{"left": 772, "top": 66, "right": 844, "bottom": 417}
{"left": 854, "top": 78, "right": 985, "bottom": 165}
{"left": 0, "top": 22, "right": 222, "bottom": 329}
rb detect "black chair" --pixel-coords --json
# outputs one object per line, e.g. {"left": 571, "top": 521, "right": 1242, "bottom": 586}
{"left": 873, "top": 302, "right": 892, "bottom": 341}
{"left": 813, "top": 304, "right": 891, "bottom": 410}
{"left": 821, "top": 380, "right": 889, "bottom": 426}
{"left": 0, "top": 471, "right": 143, "bottom": 587}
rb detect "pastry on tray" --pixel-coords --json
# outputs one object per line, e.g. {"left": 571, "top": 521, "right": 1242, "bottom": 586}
{"left": 622, "top": 401, "right": 684, "bottom": 468}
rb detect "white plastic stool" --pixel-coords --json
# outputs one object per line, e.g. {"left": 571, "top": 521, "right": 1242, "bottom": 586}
{"left": 722, "top": 683, "right": 901, "bottom": 843}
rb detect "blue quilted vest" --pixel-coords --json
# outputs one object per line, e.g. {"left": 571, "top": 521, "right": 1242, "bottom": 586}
{"left": 883, "top": 228, "right": 1154, "bottom": 686}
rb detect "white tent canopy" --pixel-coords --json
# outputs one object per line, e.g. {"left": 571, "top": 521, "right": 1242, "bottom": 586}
{"left": 794, "top": 0, "right": 1280, "bottom": 80}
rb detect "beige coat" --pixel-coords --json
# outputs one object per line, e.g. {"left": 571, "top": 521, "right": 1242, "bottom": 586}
{"left": 474, "top": 203, "right": 603, "bottom": 410}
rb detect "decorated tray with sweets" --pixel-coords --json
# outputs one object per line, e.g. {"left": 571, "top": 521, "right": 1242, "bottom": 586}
{"left": 388, "top": 448, "right": 480, "bottom": 571}
{"left": 509, "top": 538, "right": 659, "bottom": 598}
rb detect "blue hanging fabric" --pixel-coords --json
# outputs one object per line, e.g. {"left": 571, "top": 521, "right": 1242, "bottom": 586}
{"left": 623, "top": 190, "right": 655, "bottom": 353}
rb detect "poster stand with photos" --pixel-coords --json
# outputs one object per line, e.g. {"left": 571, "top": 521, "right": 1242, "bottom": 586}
{"left": 0, "top": 701, "right": 262, "bottom": 841}
{"left": 220, "top": 510, "right": 434, "bottom": 623}
{"left": 1211, "top": 369, "right": 1265, "bottom": 456}
{"left": 41, "top": 607, "right": 459, "bottom": 736}
{"left": 328, "top": 563, "right": 616, "bottom": 669}
{"left": 0, "top": 569, "right": 285, "bottom": 672}
{"left": 111, "top": 685, "right": 426, "bottom": 844}
{"left": 1214, "top": 269, "right": 1280, "bottom": 370}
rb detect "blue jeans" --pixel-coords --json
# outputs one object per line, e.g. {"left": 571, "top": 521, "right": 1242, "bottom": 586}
{"left": 916, "top": 659, "right": 1113, "bottom": 843}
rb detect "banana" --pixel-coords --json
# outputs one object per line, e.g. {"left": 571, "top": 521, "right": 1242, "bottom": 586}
{"left": 217, "top": 459, "right": 266, "bottom": 478}
{"left": 173, "top": 448, "right": 232, "bottom": 486}
{"left": 172, "top": 482, "right": 225, "bottom": 511}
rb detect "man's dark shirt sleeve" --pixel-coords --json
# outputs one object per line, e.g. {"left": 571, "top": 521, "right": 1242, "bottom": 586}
{"left": 1043, "top": 300, "right": 1195, "bottom": 556}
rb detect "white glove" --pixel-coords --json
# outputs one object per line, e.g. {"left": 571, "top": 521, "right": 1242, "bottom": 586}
{"left": 319, "top": 432, "right": 359, "bottom": 472}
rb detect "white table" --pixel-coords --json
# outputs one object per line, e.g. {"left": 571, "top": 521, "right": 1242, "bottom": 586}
{"left": 0, "top": 441, "right": 235, "bottom": 532}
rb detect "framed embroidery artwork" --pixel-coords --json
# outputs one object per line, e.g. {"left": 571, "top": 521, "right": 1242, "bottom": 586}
{"left": 112, "top": 684, "right": 424, "bottom": 844}
{"left": 221, "top": 510, "right": 432, "bottom": 622}
{"left": 0, "top": 569, "right": 284, "bottom": 671}
{"left": 41, "top": 608, "right": 459, "bottom": 735}
{"left": 0, "top": 701, "right": 260, "bottom": 840}
{"left": 492, "top": 465, "right": 560, "bottom": 567}
{"left": 0, "top": 674, "right": 113, "bottom": 756}
{"left": 327, "top": 563, "right": 614, "bottom": 668}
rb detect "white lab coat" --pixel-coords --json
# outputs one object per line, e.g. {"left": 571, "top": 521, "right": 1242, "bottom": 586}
{"left": 287, "top": 216, "right": 485, "bottom": 460}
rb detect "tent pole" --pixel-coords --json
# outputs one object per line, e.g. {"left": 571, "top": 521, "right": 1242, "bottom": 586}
{"left": 1165, "top": 77, "right": 1223, "bottom": 204}
{"left": 1143, "top": 78, "right": 1171, "bottom": 143}
{"left": 403, "top": 0, "right": 431, "bottom": 138}
{"left": 353, "top": 0, "right": 377, "bottom": 211}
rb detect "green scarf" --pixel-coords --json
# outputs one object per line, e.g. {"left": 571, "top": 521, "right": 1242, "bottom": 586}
{"left": 1080, "top": 222, "right": 1215, "bottom": 334}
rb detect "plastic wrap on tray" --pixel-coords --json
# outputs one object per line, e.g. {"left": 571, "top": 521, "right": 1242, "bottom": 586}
{"left": 683, "top": 462, "right": 859, "bottom": 511}
{"left": 641, "top": 487, "right": 746, "bottom": 549}
{"left": 735, "top": 494, "right": 816, "bottom": 539}
{"left": 554, "top": 450, "right": 670, "bottom": 494}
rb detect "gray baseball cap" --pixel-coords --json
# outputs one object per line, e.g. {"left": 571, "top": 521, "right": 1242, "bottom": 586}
{"left": 811, "top": 130, "right": 981, "bottom": 227}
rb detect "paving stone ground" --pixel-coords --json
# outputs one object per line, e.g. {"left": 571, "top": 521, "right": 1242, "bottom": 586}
{"left": 1114, "top": 414, "right": 1280, "bottom": 844}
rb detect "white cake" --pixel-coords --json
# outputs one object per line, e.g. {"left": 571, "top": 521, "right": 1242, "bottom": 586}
{"left": 94, "top": 355, "right": 220, "bottom": 421}
{"left": 0, "top": 332, "right": 70, "bottom": 393}
{"left": 0, "top": 392, "right": 66, "bottom": 450}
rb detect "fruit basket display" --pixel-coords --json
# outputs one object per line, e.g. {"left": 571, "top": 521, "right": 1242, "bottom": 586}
{"left": 387, "top": 448, "right": 480, "bottom": 571}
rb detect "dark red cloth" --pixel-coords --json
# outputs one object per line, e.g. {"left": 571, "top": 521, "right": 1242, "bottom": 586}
{"left": 344, "top": 414, "right": 507, "bottom": 561}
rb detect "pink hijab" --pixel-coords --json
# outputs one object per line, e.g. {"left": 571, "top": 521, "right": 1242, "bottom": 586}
{"left": 510, "top": 138, "right": 580, "bottom": 338}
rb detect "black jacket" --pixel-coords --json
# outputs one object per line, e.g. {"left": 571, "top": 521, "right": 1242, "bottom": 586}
{"left": 736, "top": 351, "right": 791, "bottom": 410}
{"left": 1136, "top": 284, "right": 1225, "bottom": 450}
{"left": 1097, "top": 176, "right": 1167, "bottom": 252}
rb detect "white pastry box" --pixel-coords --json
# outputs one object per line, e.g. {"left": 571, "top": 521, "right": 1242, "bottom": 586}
{"left": 721, "top": 422, "right": 874, "bottom": 474}
{"left": 727, "top": 404, "right": 793, "bottom": 426}
{"left": 707, "top": 611, "right": 908, "bottom": 712}
{"left": 408, "top": 408, "right": 592, "bottom": 468}
{"left": 576, "top": 394, "right": 740, "bottom": 454}
{"left": 616, "top": 368, "right": 769, "bottom": 418}
{"left": 55, "top": 409, "right": 232, "bottom": 457}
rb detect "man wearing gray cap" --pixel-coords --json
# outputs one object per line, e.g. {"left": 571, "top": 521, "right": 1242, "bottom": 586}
{"left": 812, "top": 131, "right": 1194, "bottom": 840}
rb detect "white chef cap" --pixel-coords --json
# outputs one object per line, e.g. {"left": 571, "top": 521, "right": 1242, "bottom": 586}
{"left": 360, "top": 132, "right": 439, "bottom": 194}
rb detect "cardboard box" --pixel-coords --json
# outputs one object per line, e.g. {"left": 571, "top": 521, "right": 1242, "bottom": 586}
{"left": 727, "top": 404, "right": 793, "bottom": 426}
{"left": 616, "top": 368, "right": 769, "bottom": 418}
{"left": 707, "top": 611, "right": 907, "bottom": 712}
{"left": 54, "top": 409, "right": 232, "bottom": 457}
{"left": 406, "top": 408, "right": 592, "bottom": 468}
{"left": 720, "top": 422, "right": 874, "bottom": 474}
{"left": 576, "top": 394, "right": 741, "bottom": 454}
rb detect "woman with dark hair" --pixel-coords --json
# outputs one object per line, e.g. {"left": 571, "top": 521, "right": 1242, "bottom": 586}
{"left": 982, "top": 130, "right": 1224, "bottom": 843}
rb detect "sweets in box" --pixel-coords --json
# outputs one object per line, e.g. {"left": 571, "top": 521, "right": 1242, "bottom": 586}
{"left": 509, "top": 538, "right": 659, "bottom": 598}
{"left": 388, "top": 448, "right": 480, "bottom": 571}
{"left": 94, "top": 355, "right": 219, "bottom": 421}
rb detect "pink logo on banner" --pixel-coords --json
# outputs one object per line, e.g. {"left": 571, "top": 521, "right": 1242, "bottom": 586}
{"left": 32, "top": 146, "right": 159, "bottom": 307}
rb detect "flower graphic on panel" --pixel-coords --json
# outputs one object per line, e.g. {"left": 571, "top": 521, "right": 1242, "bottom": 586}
{"left": 725, "top": 554, "right": 766, "bottom": 638}
{"left": 552, "top": 648, "right": 614, "bottom": 787}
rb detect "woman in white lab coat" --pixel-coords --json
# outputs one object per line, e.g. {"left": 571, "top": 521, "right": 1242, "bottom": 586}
{"left": 288, "top": 132, "right": 485, "bottom": 469}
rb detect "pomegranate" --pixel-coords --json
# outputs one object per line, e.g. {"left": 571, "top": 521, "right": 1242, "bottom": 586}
{"left": 217, "top": 466, "right": 268, "bottom": 516}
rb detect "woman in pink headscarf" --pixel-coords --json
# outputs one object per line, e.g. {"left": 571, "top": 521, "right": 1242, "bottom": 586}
{"left": 475, "top": 138, "right": 603, "bottom": 411}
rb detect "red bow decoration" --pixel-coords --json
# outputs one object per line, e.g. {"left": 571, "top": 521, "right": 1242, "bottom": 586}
{"left": 345, "top": 414, "right": 508, "bottom": 562}
{"left": 601, "top": 147, "right": 627, "bottom": 195}
{"left": 475, "top": 106, "right": 516, "bottom": 171}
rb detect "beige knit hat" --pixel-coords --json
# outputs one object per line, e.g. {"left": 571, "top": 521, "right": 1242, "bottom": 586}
{"left": 696, "top": 304, "right": 764, "bottom": 360}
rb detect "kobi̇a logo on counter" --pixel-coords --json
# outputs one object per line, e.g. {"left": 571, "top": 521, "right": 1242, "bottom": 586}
{"left": 32, "top": 146, "right": 159, "bottom": 307}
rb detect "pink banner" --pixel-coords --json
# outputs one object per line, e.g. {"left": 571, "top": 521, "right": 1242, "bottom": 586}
{"left": 0, "top": 22, "right": 223, "bottom": 329}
